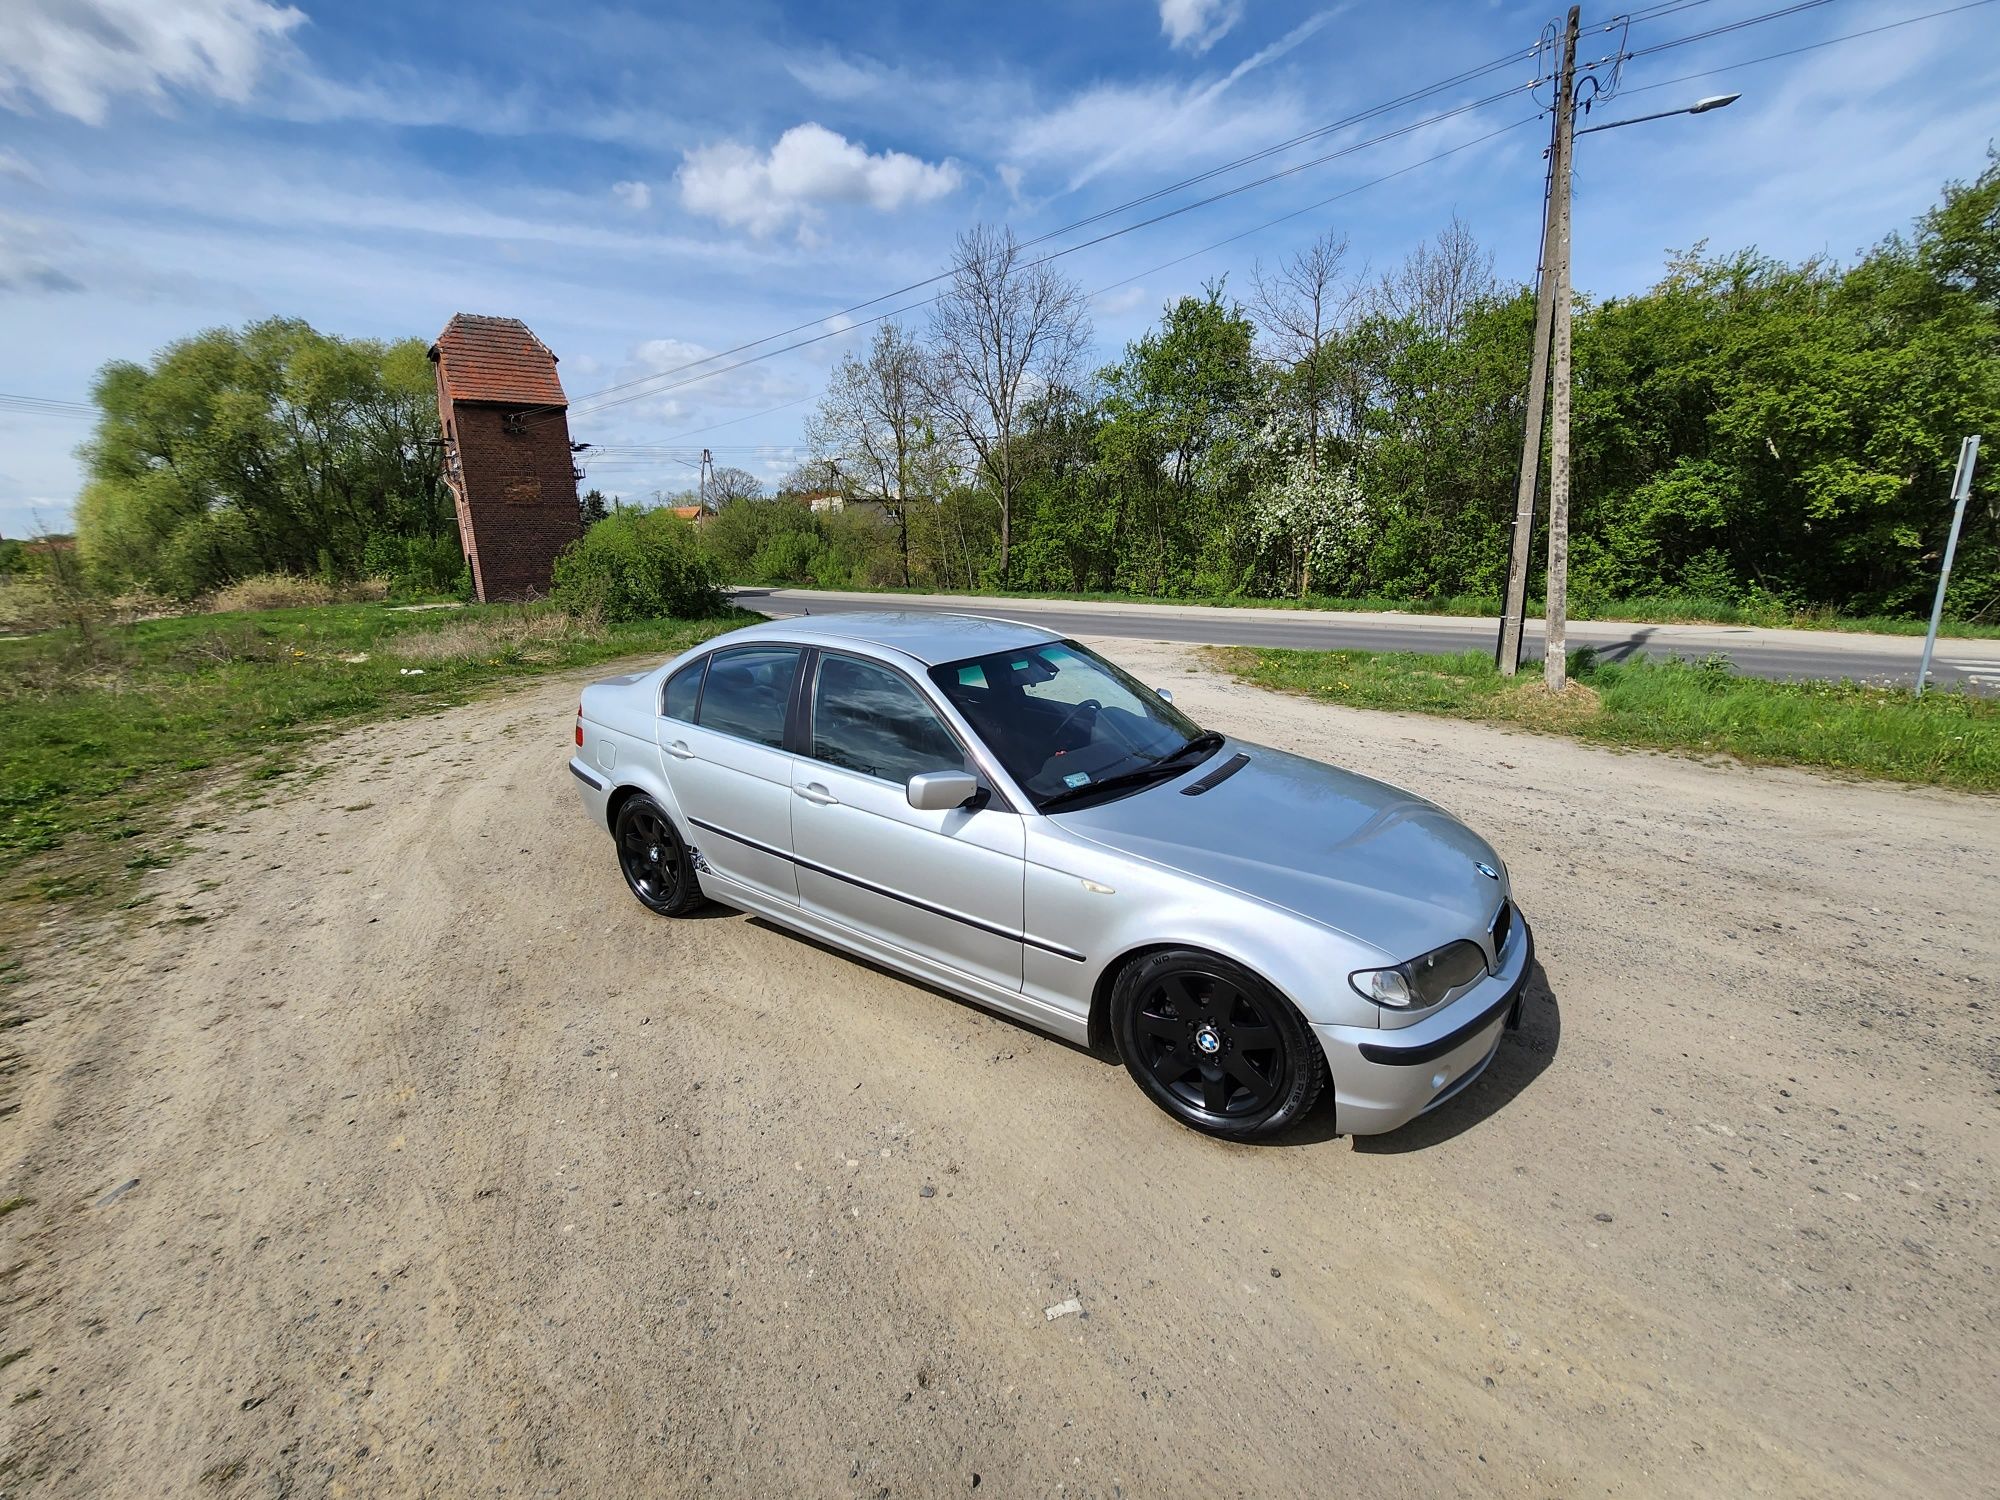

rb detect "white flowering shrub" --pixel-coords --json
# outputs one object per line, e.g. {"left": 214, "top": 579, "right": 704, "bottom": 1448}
{"left": 1247, "top": 450, "right": 1371, "bottom": 595}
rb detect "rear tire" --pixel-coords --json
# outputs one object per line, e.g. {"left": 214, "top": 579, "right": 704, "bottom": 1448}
{"left": 613, "top": 795, "right": 706, "bottom": 917}
{"left": 1110, "top": 950, "right": 1323, "bottom": 1139}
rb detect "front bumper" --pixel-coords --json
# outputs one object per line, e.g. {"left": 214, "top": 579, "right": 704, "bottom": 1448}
{"left": 1313, "top": 914, "right": 1534, "bottom": 1136}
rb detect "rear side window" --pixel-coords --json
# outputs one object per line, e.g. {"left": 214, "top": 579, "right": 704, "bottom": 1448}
{"left": 695, "top": 646, "right": 800, "bottom": 749}
{"left": 812, "top": 654, "right": 965, "bottom": 785}
{"left": 662, "top": 657, "right": 706, "bottom": 721}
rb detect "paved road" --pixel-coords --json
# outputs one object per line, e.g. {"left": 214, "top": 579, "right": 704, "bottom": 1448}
{"left": 737, "top": 588, "right": 2000, "bottom": 693}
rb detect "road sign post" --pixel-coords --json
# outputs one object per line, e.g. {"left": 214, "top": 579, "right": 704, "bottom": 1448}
{"left": 1916, "top": 434, "right": 1982, "bottom": 697}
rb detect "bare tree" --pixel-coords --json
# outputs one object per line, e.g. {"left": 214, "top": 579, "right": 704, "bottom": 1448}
{"left": 1249, "top": 230, "right": 1363, "bottom": 462}
{"left": 707, "top": 466, "right": 764, "bottom": 507}
{"left": 806, "top": 323, "right": 949, "bottom": 586}
{"left": 923, "top": 225, "right": 1092, "bottom": 584}
{"left": 778, "top": 457, "right": 843, "bottom": 497}
{"left": 1376, "top": 214, "right": 1496, "bottom": 339}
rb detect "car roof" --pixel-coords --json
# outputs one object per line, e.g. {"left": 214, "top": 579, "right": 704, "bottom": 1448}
{"left": 713, "top": 610, "right": 1063, "bottom": 666}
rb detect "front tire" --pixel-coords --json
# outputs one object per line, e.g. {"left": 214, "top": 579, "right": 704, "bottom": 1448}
{"left": 1111, "top": 950, "right": 1323, "bottom": 1139}
{"left": 613, "top": 795, "right": 705, "bottom": 917}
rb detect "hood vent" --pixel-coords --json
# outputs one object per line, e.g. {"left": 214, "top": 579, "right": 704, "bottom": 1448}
{"left": 1182, "top": 752, "right": 1250, "bottom": 796}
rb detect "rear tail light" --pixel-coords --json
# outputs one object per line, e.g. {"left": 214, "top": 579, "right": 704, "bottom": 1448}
{"left": 575, "top": 705, "right": 584, "bottom": 747}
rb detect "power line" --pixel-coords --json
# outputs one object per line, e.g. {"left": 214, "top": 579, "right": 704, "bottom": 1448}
{"left": 580, "top": 115, "right": 1543, "bottom": 478}
{"left": 0, "top": 393, "right": 95, "bottom": 420}
{"left": 537, "top": 45, "right": 1566, "bottom": 424}
{"left": 563, "top": 89, "right": 1548, "bottom": 428}
{"left": 553, "top": 0, "right": 1847, "bottom": 431}
{"left": 1614, "top": 0, "right": 1997, "bottom": 97}
{"left": 1624, "top": 0, "right": 1836, "bottom": 58}
{"left": 573, "top": 0, "right": 1988, "bottom": 471}
{"left": 1088, "top": 116, "right": 1540, "bottom": 297}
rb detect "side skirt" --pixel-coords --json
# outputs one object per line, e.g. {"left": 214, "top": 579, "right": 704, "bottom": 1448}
{"left": 693, "top": 869, "right": 1092, "bottom": 1048}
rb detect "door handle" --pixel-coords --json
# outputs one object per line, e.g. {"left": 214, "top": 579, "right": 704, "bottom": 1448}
{"left": 796, "top": 783, "right": 840, "bottom": 806}
{"left": 666, "top": 740, "right": 695, "bottom": 760}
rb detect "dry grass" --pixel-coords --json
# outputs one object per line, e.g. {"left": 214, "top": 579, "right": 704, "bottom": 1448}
{"left": 388, "top": 607, "right": 606, "bottom": 665}
{"left": 0, "top": 577, "right": 179, "bottom": 635}
{"left": 201, "top": 574, "right": 390, "bottom": 614}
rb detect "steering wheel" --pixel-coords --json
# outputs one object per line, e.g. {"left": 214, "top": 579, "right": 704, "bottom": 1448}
{"left": 1050, "top": 698, "right": 1102, "bottom": 750}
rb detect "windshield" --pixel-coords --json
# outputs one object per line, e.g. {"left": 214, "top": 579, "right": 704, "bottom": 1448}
{"left": 929, "top": 639, "right": 1213, "bottom": 810}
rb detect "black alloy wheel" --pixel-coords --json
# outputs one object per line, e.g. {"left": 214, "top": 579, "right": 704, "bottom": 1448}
{"left": 1111, "top": 950, "right": 1322, "bottom": 1139}
{"left": 614, "top": 796, "right": 704, "bottom": 917}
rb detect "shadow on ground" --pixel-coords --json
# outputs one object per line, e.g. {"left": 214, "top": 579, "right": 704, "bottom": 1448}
{"left": 1349, "top": 960, "right": 1563, "bottom": 1153}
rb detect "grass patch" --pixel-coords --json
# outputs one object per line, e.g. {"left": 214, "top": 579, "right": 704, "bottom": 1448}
{"left": 753, "top": 583, "right": 2000, "bottom": 639}
{"left": 1209, "top": 646, "right": 2000, "bottom": 792}
{"left": 0, "top": 600, "right": 748, "bottom": 925}
{"left": 0, "top": 1197, "right": 30, "bottom": 1219}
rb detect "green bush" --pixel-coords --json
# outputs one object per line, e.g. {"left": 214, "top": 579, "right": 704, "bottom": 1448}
{"left": 153, "top": 509, "right": 260, "bottom": 600}
{"left": 550, "top": 509, "right": 722, "bottom": 622}
{"left": 363, "top": 531, "right": 465, "bottom": 598}
{"left": 751, "top": 531, "right": 821, "bottom": 586}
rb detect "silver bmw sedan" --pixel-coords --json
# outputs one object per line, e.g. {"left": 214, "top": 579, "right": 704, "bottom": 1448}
{"left": 569, "top": 612, "right": 1532, "bottom": 1139}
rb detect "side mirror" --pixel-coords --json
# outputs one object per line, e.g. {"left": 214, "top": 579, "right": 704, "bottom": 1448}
{"left": 907, "top": 769, "right": 979, "bottom": 811}
{"left": 1156, "top": 687, "right": 1174, "bottom": 704}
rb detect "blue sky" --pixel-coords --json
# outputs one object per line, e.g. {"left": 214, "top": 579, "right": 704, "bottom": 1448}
{"left": 2, "top": 0, "right": 1997, "bottom": 537}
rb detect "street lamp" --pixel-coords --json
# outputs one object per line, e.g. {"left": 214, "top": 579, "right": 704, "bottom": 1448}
{"left": 1575, "top": 92, "right": 1740, "bottom": 136}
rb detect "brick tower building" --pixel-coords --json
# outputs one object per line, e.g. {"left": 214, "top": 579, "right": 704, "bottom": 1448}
{"left": 429, "top": 315, "right": 583, "bottom": 602}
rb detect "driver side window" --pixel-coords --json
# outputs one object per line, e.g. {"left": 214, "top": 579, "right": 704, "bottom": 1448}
{"left": 812, "top": 654, "right": 966, "bottom": 786}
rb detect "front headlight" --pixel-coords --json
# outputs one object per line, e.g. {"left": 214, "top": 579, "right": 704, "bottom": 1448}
{"left": 1350, "top": 939, "right": 1488, "bottom": 1010}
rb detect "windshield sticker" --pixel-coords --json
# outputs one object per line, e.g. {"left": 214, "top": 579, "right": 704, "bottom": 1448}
{"left": 1062, "top": 771, "right": 1091, "bottom": 789}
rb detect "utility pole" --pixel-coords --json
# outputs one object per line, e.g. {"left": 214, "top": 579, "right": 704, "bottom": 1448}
{"left": 1495, "top": 9, "right": 1577, "bottom": 675}
{"left": 699, "top": 448, "right": 714, "bottom": 511}
{"left": 1542, "top": 5, "right": 1581, "bottom": 694}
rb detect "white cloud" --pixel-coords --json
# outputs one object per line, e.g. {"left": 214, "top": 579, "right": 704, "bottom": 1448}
{"left": 997, "top": 163, "right": 1024, "bottom": 202}
{"left": 611, "top": 179, "right": 652, "bottom": 211}
{"left": 0, "top": 213, "right": 85, "bottom": 293}
{"left": 1093, "top": 285, "right": 1150, "bottom": 316}
{"left": 782, "top": 52, "right": 882, "bottom": 102}
{"left": 676, "top": 123, "right": 962, "bottom": 237}
{"left": 1009, "top": 12, "right": 1328, "bottom": 193}
{"left": 0, "top": 148, "right": 44, "bottom": 187}
{"left": 1159, "top": 0, "right": 1243, "bottom": 54}
{"left": 0, "top": 0, "right": 303, "bottom": 125}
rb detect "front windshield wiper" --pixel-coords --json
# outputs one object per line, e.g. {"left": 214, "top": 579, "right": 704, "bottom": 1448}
{"left": 1038, "top": 730, "right": 1226, "bottom": 811}
{"left": 1154, "top": 729, "right": 1224, "bottom": 769}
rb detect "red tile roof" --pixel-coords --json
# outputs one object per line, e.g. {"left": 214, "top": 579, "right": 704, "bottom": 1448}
{"left": 429, "top": 314, "right": 567, "bottom": 407}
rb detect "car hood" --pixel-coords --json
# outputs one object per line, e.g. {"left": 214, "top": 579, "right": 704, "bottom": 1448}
{"left": 1051, "top": 739, "right": 1505, "bottom": 961}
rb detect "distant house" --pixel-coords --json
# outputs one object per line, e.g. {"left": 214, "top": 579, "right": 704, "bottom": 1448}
{"left": 800, "top": 491, "right": 844, "bottom": 515}
{"left": 667, "top": 504, "right": 711, "bottom": 528}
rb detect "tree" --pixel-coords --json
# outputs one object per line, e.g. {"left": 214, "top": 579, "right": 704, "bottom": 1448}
{"left": 1250, "top": 231, "right": 1361, "bottom": 462}
{"left": 74, "top": 317, "right": 450, "bottom": 596}
{"left": 1248, "top": 449, "right": 1371, "bottom": 597}
{"left": 1096, "top": 284, "right": 1262, "bottom": 594}
{"left": 707, "top": 466, "right": 764, "bottom": 507}
{"left": 1375, "top": 213, "right": 1496, "bottom": 340}
{"left": 778, "top": 457, "right": 844, "bottom": 497}
{"left": 579, "top": 488, "right": 611, "bottom": 526}
{"left": 806, "top": 322, "right": 953, "bottom": 585}
{"left": 924, "top": 225, "right": 1092, "bottom": 584}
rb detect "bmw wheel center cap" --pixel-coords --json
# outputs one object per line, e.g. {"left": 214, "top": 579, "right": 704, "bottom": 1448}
{"left": 1194, "top": 1024, "right": 1222, "bottom": 1056}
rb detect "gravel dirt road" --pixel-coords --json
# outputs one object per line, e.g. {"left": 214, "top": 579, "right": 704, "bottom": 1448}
{"left": 3, "top": 638, "right": 1995, "bottom": 1498}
